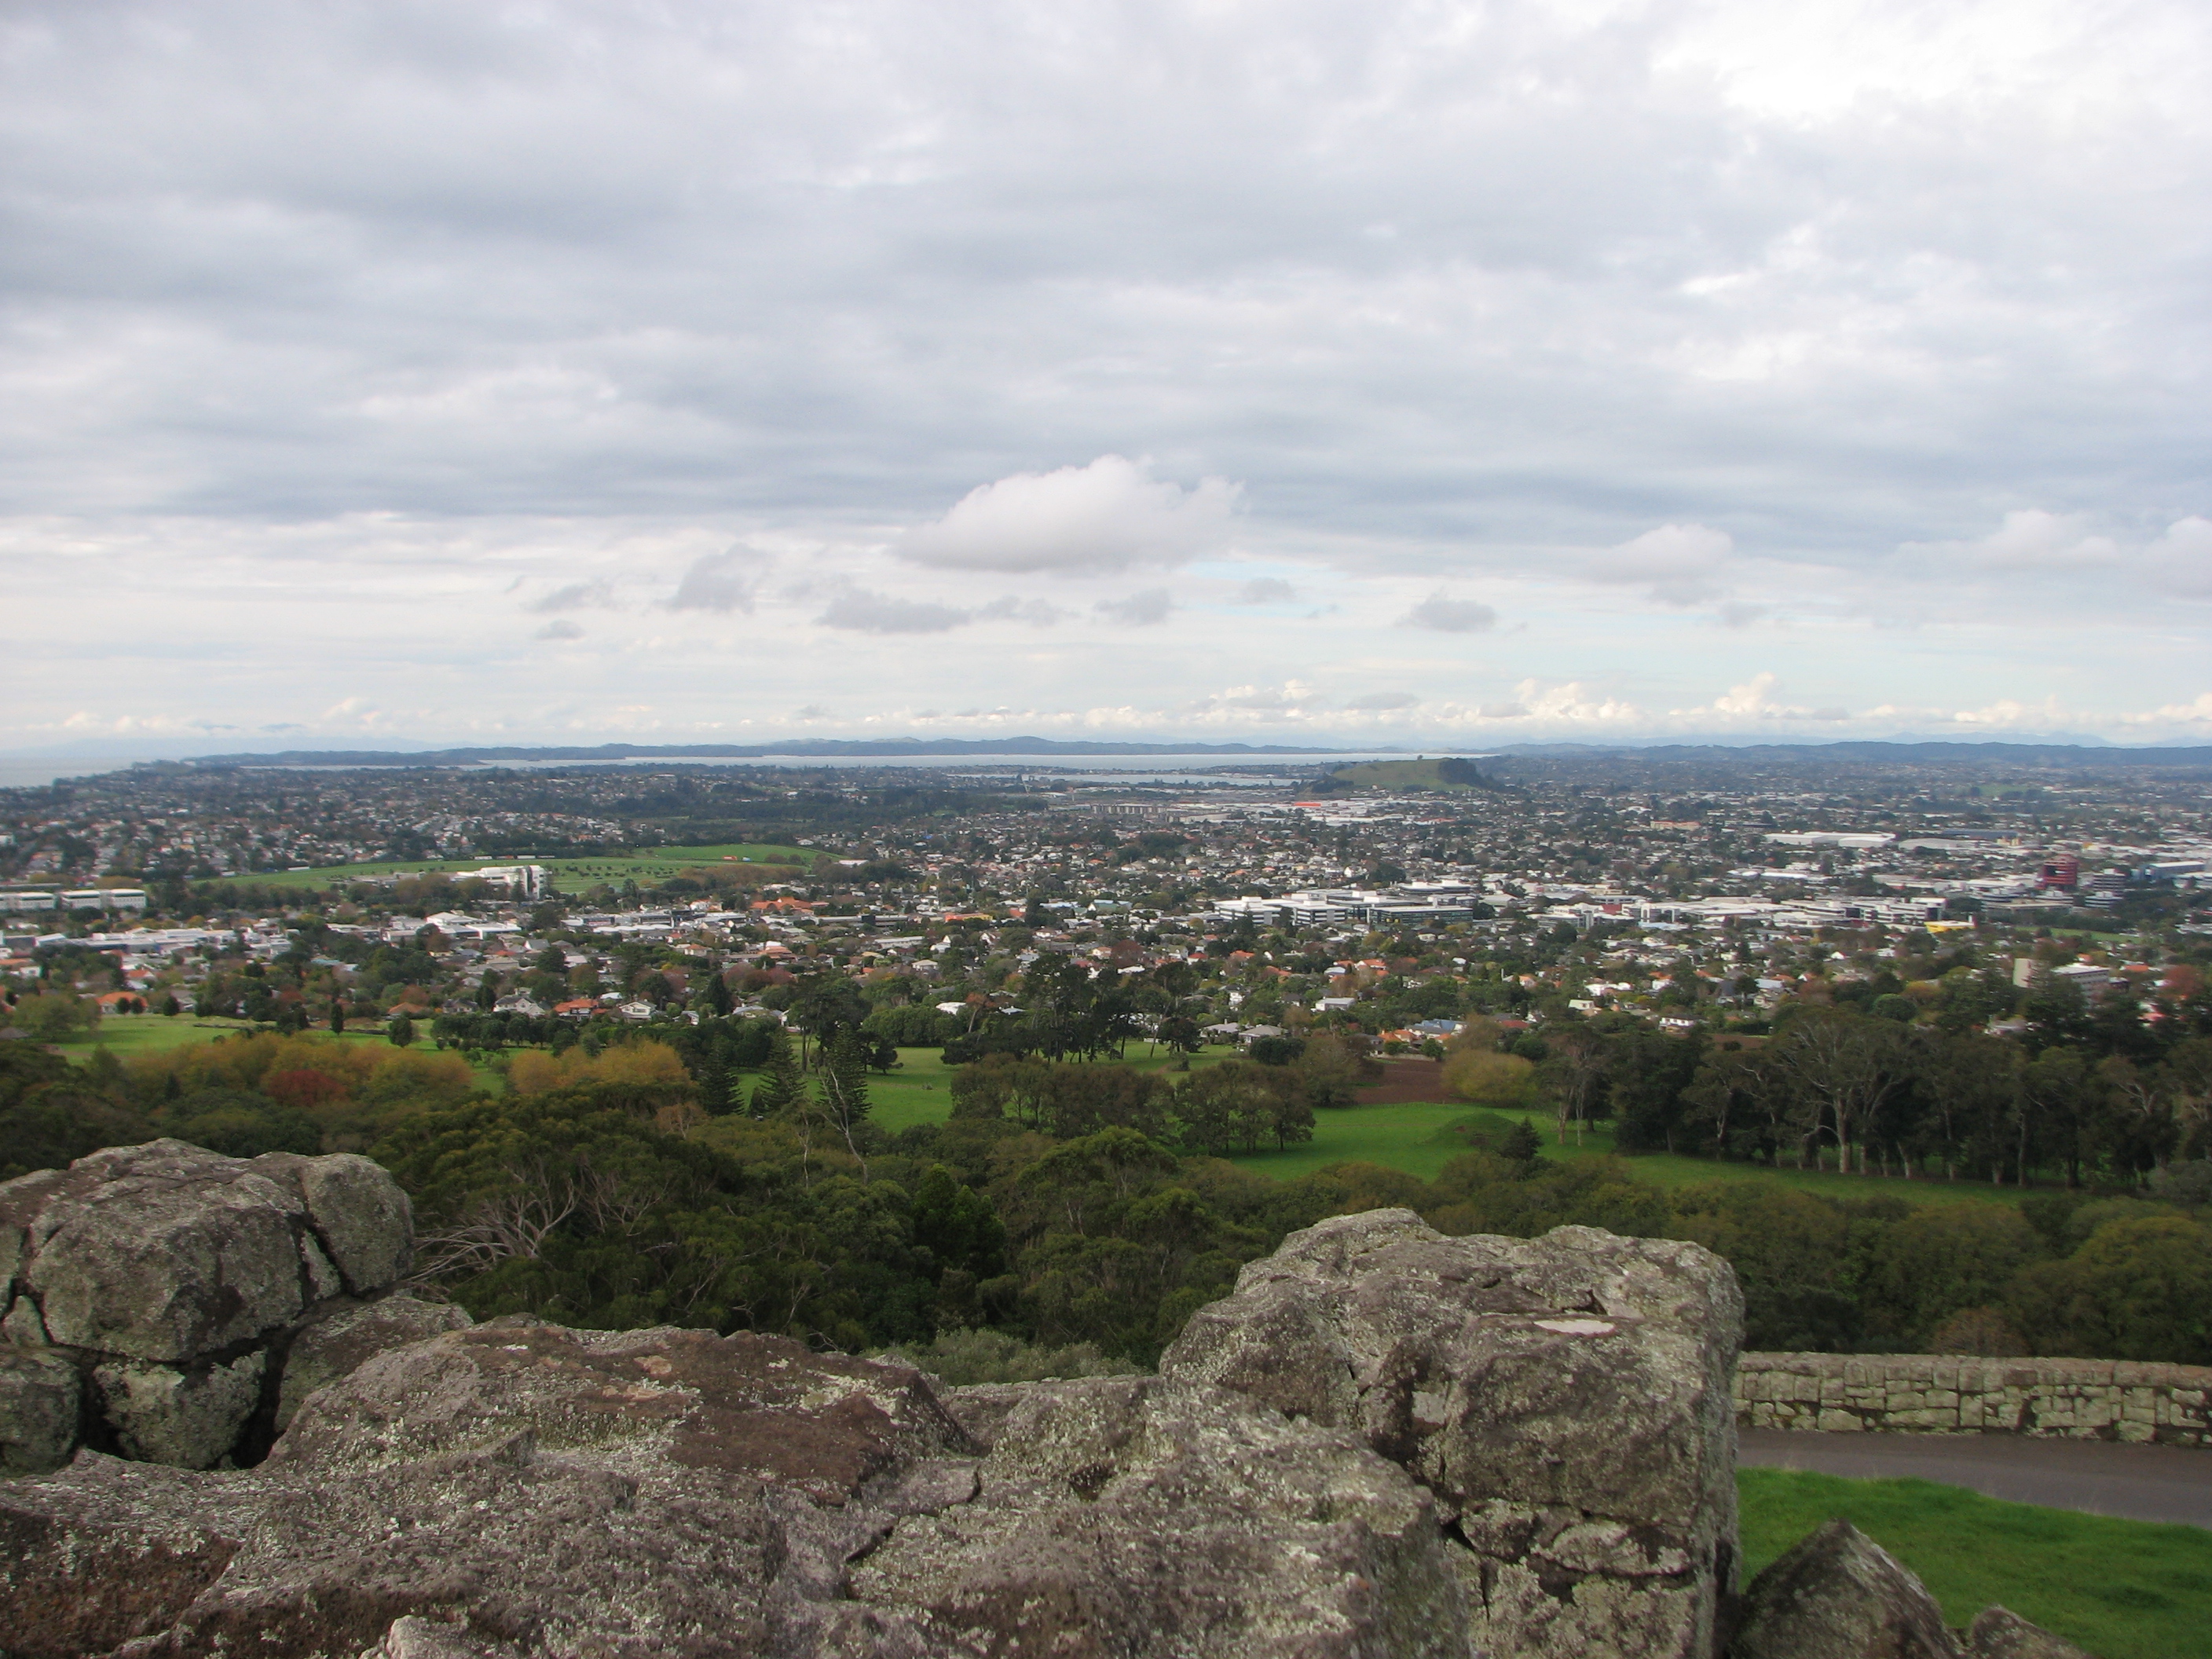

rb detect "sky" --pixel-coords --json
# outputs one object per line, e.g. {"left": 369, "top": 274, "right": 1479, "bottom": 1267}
{"left": 3, "top": 0, "right": 2210, "bottom": 756}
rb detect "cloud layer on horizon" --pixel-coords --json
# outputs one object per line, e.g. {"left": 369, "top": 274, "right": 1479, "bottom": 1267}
{"left": 2, "top": 0, "right": 2209, "bottom": 751}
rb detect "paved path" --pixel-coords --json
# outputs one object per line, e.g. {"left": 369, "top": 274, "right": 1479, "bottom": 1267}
{"left": 1739, "top": 1428, "right": 2212, "bottom": 1529}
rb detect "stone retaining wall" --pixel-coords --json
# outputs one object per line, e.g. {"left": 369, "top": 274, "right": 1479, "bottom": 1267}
{"left": 1735, "top": 1352, "right": 2212, "bottom": 1446}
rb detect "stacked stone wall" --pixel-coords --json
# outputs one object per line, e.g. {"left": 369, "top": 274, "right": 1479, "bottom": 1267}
{"left": 1735, "top": 1351, "right": 2212, "bottom": 1446}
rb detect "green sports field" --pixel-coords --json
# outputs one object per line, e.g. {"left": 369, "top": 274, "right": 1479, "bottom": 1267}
{"left": 1737, "top": 1469, "right": 2212, "bottom": 1659}
{"left": 214, "top": 843, "right": 816, "bottom": 892}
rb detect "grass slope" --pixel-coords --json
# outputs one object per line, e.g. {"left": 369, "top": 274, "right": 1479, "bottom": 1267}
{"left": 1737, "top": 1468, "right": 2212, "bottom": 1659}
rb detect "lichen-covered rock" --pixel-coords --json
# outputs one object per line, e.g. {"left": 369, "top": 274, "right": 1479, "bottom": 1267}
{"left": 858, "top": 1373, "right": 1474, "bottom": 1658}
{"left": 276, "top": 1294, "right": 474, "bottom": 1432}
{"left": 1727, "top": 1518, "right": 1964, "bottom": 1659}
{"left": 0, "top": 1345, "right": 79, "bottom": 1476}
{"left": 1965, "top": 1605, "right": 2096, "bottom": 1659}
{"left": 0, "top": 1138, "right": 417, "bottom": 1470}
{"left": 4, "top": 1326, "right": 964, "bottom": 1658}
{"left": 0, "top": 1452, "right": 272, "bottom": 1658}
{"left": 269, "top": 1320, "right": 978, "bottom": 1496}
{"left": 1, "top": 1323, "right": 1486, "bottom": 1659}
{"left": 1162, "top": 1208, "right": 1744, "bottom": 1659}
{"left": 93, "top": 1351, "right": 267, "bottom": 1469}
{"left": 251, "top": 1150, "right": 416, "bottom": 1293}
{"left": 5, "top": 1141, "right": 313, "bottom": 1361}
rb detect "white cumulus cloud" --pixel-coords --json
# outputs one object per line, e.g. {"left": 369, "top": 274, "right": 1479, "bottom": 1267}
{"left": 903, "top": 456, "right": 1240, "bottom": 574}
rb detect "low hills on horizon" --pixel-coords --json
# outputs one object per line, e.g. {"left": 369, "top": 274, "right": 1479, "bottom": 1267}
{"left": 154, "top": 734, "right": 2212, "bottom": 771}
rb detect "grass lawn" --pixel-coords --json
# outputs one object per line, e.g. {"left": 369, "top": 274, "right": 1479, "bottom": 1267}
{"left": 861, "top": 1044, "right": 1238, "bottom": 1134}
{"left": 53, "top": 1016, "right": 262, "bottom": 1060}
{"left": 221, "top": 843, "right": 816, "bottom": 893}
{"left": 55, "top": 1020, "right": 508, "bottom": 1093}
{"left": 1738, "top": 1468, "right": 2212, "bottom": 1659}
{"left": 862, "top": 1049, "right": 2029, "bottom": 1210}
{"left": 1222, "top": 1098, "right": 2023, "bottom": 1207}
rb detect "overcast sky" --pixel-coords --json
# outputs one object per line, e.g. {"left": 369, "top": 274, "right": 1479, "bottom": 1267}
{"left": 5, "top": 0, "right": 2210, "bottom": 754}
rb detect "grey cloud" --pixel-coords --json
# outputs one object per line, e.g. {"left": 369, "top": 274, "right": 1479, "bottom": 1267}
{"left": 1478, "top": 701, "right": 1530, "bottom": 718}
{"left": 974, "top": 596, "right": 1068, "bottom": 626}
{"left": 1717, "top": 602, "right": 1771, "bottom": 629}
{"left": 1095, "top": 588, "right": 1174, "bottom": 626}
{"left": 1585, "top": 526, "right": 1734, "bottom": 607}
{"left": 1401, "top": 593, "right": 1497, "bottom": 633}
{"left": 1344, "top": 690, "right": 1418, "bottom": 710}
{"left": 817, "top": 590, "right": 971, "bottom": 634}
{"left": 534, "top": 619, "right": 585, "bottom": 639}
{"left": 528, "top": 580, "right": 615, "bottom": 614}
{"left": 1237, "top": 577, "right": 1297, "bottom": 603}
{"left": 668, "top": 550, "right": 765, "bottom": 613}
{"left": 2, "top": 2, "right": 2208, "bottom": 742}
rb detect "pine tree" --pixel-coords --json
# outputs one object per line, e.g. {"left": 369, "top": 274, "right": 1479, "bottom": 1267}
{"left": 1502, "top": 1117, "right": 1545, "bottom": 1166}
{"left": 819, "top": 1027, "right": 874, "bottom": 1174}
{"left": 750, "top": 1029, "right": 804, "bottom": 1117}
{"left": 698, "top": 966, "right": 734, "bottom": 1018}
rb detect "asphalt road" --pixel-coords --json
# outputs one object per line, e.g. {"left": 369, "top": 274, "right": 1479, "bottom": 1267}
{"left": 1738, "top": 1428, "right": 2212, "bottom": 1529}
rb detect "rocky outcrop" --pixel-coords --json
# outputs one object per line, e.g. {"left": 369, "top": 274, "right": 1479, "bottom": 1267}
{"left": 1965, "top": 1606, "right": 2096, "bottom": 1659}
{"left": 1727, "top": 1519, "right": 1963, "bottom": 1658}
{"left": 0, "top": 1138, "right": 452, "bottom": 1472}
{"left": 0, "top": 1170, "right": 2105, "bottom": 1659}
{"left": 1163, "top": 1210, "right": 1745, "bottom": 1659}
{"left": 877, "top": 1372, "right": 1469, "bottom": 1657}
{"left": 2, "top": 1323, "right": 1472, "bottom": 1658}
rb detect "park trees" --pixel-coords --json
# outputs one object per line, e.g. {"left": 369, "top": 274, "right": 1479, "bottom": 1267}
{"left": 1764, "top": 1009, "right": 1914, "bottom": 1173}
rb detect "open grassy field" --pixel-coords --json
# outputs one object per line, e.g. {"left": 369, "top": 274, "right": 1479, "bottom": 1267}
{"left": 1224, "top": 1094, "right": 2021, "bottom": 1207}
{"left": 864, "top": 1044, "right": 1234, "bottom": 1133}
{"left": 1737, "top": 1468, "right": 2212, "bottom": 1659}
{"left": 1324, "top": 757, "right": 1480, "bottom": 791}
{"left": 53, "top": 1015, "right": 262, "bottom": 1059}
{"left": 850, "top": 1048, "right": 2022, "bottom": 1207}
{"left": 55, "top": 1017, "right": 510, "bottom": 1092}
{"left": 221, "top": 843, "right": 817, "bottom": 893}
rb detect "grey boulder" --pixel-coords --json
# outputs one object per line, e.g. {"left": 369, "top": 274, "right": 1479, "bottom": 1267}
{"left": 276, "top": 1293, "right": 474, "bottom": 1432}
{"left": 1162, "top": 1208, "right": 1744, "bottom": 1659}
{"left": 94, "top": 1350, "right": 266, "bottom": 1470}
{"left": 2, "top": 1323, "right": 1479, "bottom": 1658}
{"left": 866, "top": 1372, "right": 1472, "bottom": 1657}
{"left": 1966, "top": 1606, "right": 2097, "bottom": 1659}
{"left": 0, "top": 1138, "right": 419, "bottom": 1470}
{"left": 0, "top": 1140, "right": 412, "bottom": 1364}
{"left": 1727, "top": 1518, "right": 1963, "bottom": 1659}
{"left": 0, "top": 1345, "right": 79, "bottom": 1476}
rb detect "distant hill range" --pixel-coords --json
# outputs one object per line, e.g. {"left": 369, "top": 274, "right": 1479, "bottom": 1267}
{"left": 1487, "top": 741, "right": 2212, "bottom": 768}
{"left": 166, "top": 737, "right": 2212, "bottom": 771}
{"left": 176, "top": 737, "right": 1368, "bottom": 766}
